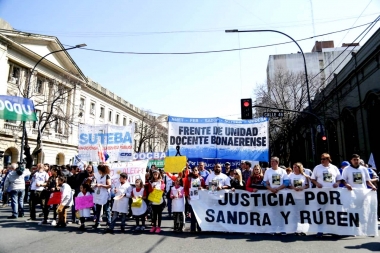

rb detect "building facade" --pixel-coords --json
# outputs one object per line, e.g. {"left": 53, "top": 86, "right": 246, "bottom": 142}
{"left": 0, "top": 19, "right": 167, "bottom": 167}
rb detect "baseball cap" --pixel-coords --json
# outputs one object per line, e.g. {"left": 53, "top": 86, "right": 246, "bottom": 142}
{"left": 341, "top": 161, "right": 350, "bottom": 167}
{"left": 225, "top": 162, "right": 230, "bottom": 165}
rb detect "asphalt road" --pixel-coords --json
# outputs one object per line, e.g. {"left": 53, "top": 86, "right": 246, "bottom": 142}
{"left": 0, "top": 204, "right": 379, "bottom": 253}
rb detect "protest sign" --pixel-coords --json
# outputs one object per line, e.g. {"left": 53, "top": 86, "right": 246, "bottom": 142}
{"left": 47, "top": 192, "right": 62, "bottom": 205}
{"left": 75, "top": 195, "right": 94, "bottom": 210}
{"left": 190, "top": 188, "right": 378, "bottom": 236}
{"left": 148, "top": 189, "right": 164, "bottom": 203}
{"left": 78, "top": 124, "right": 134, "bottom": 162}
{"left": 0, "top": 95, "right": 37, "bottom": 121}
{"left": 108, "top": 160, "right": 149, "bottom": 185}
{"left": 168, "top": 116, "right": 269, "bottom": 161}
{"left": 164, "top": 156, "right": 187, "bottom": 173}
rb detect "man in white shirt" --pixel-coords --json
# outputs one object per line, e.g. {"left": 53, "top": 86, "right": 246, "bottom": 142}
{"left": 263, "top": 156, "right": 287, "bottom": 193}
{"left": 205, "top": 164, "right": 230, "bottom": 190}
{"left": 343, "top": 154, "right": 377, "bottom": 191}
{"left": 28, "top": 163, "right": 49, "bottom": 224}
{"left": 311, "top": 153, "right": 342, "bottom": 188}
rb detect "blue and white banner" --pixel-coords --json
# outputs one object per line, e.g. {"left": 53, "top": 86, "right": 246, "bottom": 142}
{"left": 78, "top": 124, "right": 134, "bottom": 162}
{"left": 168, "top": 116, "right": 269, "bottom": 161}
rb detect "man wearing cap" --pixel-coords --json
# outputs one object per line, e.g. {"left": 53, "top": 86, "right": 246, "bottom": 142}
{"left": 342, "top": 154, "right": 377, "bottom": 191}
{"left": 224, "top": 162, "right": 231, "bottom": 176}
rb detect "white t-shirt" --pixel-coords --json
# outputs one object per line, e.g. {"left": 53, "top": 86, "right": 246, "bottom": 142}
{"left": 342, "top": 165, "right": 370, "bottom": 189}
{"left": 32, "top": 171, "right": 49, "bottom": 191}
{"left": 263, "top": 168, "right": 287, "bottom": 188}
{"left": 288, "top": 173, "right": 308, "bottom": 188}
{"left": 311, "top": 164, "right": 342, "bottom": 188}
{"left": 205, "top": 173, "right": 231, "bottom": 188}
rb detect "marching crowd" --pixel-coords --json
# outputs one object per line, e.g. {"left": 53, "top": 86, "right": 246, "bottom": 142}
{"left": 0, "top": 152, "right": 378, "bottom": 236}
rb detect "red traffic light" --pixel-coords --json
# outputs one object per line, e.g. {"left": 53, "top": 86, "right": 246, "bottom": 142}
{"left": 322, "top": 136, "right": 327, "bottom": 141}
{"left": 243, "top": 101, "right": 250, "bottom": 107}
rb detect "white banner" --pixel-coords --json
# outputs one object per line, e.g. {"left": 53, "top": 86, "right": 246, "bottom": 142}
{"left": 168, "top": 116, "right": 269, "bottom": 161}
{"left": 190, "top": 188, "right": 378, "bottom": 236}
{"left": 108, "top": 160, "right": 148, "bottom": 185}
{"left": 78, "top": 124, "right": 134, "bottom": 162}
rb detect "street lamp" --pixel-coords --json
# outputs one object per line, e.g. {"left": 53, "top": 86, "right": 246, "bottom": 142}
{"left": 225, "top": 29, "right": 316, "bottom": 164}
{"left": 19, "top": 43, "right": 87, "bottom": 163}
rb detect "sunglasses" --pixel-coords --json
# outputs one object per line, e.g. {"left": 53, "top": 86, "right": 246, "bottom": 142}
{"left": 321, "top": 158, "right": 329, "bottom": 161}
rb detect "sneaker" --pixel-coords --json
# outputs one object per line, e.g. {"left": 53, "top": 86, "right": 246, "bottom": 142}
{"left": 7, "top": 215, "right": 17, "bottom": 219}
{"left": 135, "top": 226, "right": 141, "bottom": 231}
{"left": 104, "top": 228, "right": 114, "bottom": 234}
{"left": 38, "top": 213, "right": 44, "bottom": 217}
{"left": 93, "top": 223, "right": 101, "bottom": 229}
{"left": 51, "top": 220, "right": 57, "bottom": 226}
{"left": 38, "top": 220, "right": 49, "bottom": 225}
{"left": 155, "top": 227, "right": 161, "bottom": 233}
{"left": 26, "top": 218, "right": 36, "bottom": 222}
{"left": 150, "top": 226, "right": 156, "bottom": 233}
{"left": 140, "top": 226, "right": 145, "bottom": 231}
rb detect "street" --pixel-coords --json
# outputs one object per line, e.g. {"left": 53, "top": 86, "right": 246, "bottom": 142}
{"left": 0, "top": 204, "right": 379, "bottom": 253}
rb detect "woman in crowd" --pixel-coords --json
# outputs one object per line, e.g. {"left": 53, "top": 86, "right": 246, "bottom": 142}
{"left": 93, "top": 164, "right": 111, "bottom": 229}
{"left": 289, "top": 163, "right": 309, "bottom": 191}
{"left": 230, "top": 169, "right": 246, "bottom": 191}
{"left": 148, "top": 169, "right": 165, "bottom": 233}
{"left": 185, "top": 166, "right": 205, "bottom": 233}
{"left": 246, "top": 165, "right": 266, "bottom": 192}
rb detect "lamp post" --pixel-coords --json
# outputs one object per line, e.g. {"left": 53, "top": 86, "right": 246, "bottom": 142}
{"left": 225, "top": 29, "right": 316, "bottom": 164}
{"left": 19, "top": 43, "right": 87, "bottom": 163}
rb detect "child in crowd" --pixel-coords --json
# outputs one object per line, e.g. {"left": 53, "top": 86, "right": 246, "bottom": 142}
{"left": 170, "top": 178, "right": 185, "bottom": 232}
{"left": 105, "top": 173, "right": 132, "bottom": 233}
{"left": 77, "top": 183, "right": 92, "bottom": 231}
{"left": 56, "top": 176, "right": 73, "bottom": 227}
{"left": 148, "top": 170, "right": 165, "bottom": 233}
{"left": 131, "top": 178, "right": 147, "bottom": 231}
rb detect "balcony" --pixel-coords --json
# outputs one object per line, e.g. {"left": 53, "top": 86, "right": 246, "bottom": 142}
{"left": 4, "top": 123, "right": 22, "bottom": 132}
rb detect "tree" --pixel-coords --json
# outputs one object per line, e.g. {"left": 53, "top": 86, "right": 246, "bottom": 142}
{"left": 254, "top": 69, "right": 319, "bottom": 165}
{"left": 134, "top": 111, "right": 168, "bottom": 153}
{"left": 12, "top": 71, "right": 79, "bottom": 168}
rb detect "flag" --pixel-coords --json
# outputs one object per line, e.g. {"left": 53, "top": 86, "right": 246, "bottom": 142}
{"left": 368, "top": 153, "right": 377, "bottom": 169}
{"left": 104, "top": 150, "right": 109, "bottom": 161}
{"left": 98, "top": 143, "right": 105, "bottom": 162}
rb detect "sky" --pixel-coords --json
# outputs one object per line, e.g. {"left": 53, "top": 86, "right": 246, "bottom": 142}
{"left": 1, "top": 0, "right": 379, "bottom": 119}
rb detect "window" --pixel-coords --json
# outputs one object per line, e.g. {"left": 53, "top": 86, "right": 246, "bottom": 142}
{"left": 116, "top": 114, "right": 120, "bottom": 125}
{"left": 55, "top": 118, "right": 63, "bottom": 134}
{"left": 8, "top": 64, "right": 21, "bottom": 84}
{"left": 100, "top": 107, "right": 105, "bottom": 118}
{"left": 135, "top": 122, "right": 138, "bottom": 129}
{"left": 34, "top": 78, "right": 44, "bottom": 94}
{"left": 33, "top": 110, "right": 41, "bottom": 129}
{"left": 123, "top": 117, "right": 127, "bottom": 126}
{"left": 80, "top": 98, "right": 86, "bottom": 110}
{"left": 129, "top": 120, "right": 133, "bottom": 125}
{"left": 108, "top": 110, "right": 112, "bottom": 122}
{"left": 90, "top": 102, "right": 95, "bottom": 116}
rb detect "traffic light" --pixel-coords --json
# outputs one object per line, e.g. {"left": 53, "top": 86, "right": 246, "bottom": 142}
{"left": 322, "top": 136, "right": 327, "bottom": 141}
{"left": 241, "top": 98, "right": 253, "bottom": 120}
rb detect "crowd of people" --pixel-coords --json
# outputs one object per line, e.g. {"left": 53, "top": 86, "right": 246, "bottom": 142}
{"left": 0, "top": 152, "right": 378, "bottom": 237}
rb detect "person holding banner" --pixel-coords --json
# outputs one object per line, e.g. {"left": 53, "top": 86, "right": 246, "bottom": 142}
{"left": 246, "top": 165, "right": 265, "bottom": 192}
{"left": 205, "top": 164, "right": 231, "bottom": 191}
{"left": 105, "top": 173, "right": 132, "bottom": 234}
{"left": 148, "top": 170, "right": 165, "bottom": 233}
{"left": 230, "top": 169, "right": 246, "bottom": 191}
{"left": 288, "top": 163, "right": 309, "bottom": 191}
{"left": 263, "top": 157, "right": 287, "bottom": 194}
{"left": 310, "top": 153, "right": 342, "bottom": 237}
{"left": 93, "top": 165, "right": 111, "bottom": 229}
{"left": 77, "top": 184, "right": 92, "bottom": 231}
{"left": 342, "top": 154, "right": 377, "bottom": 191}
{"left": 186, "top": 166, "right": 205, "bottom": 233}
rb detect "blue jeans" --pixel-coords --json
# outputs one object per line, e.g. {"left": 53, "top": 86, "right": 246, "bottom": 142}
{"left": 10, "top": 189, "right": 25, "bottom": 216}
